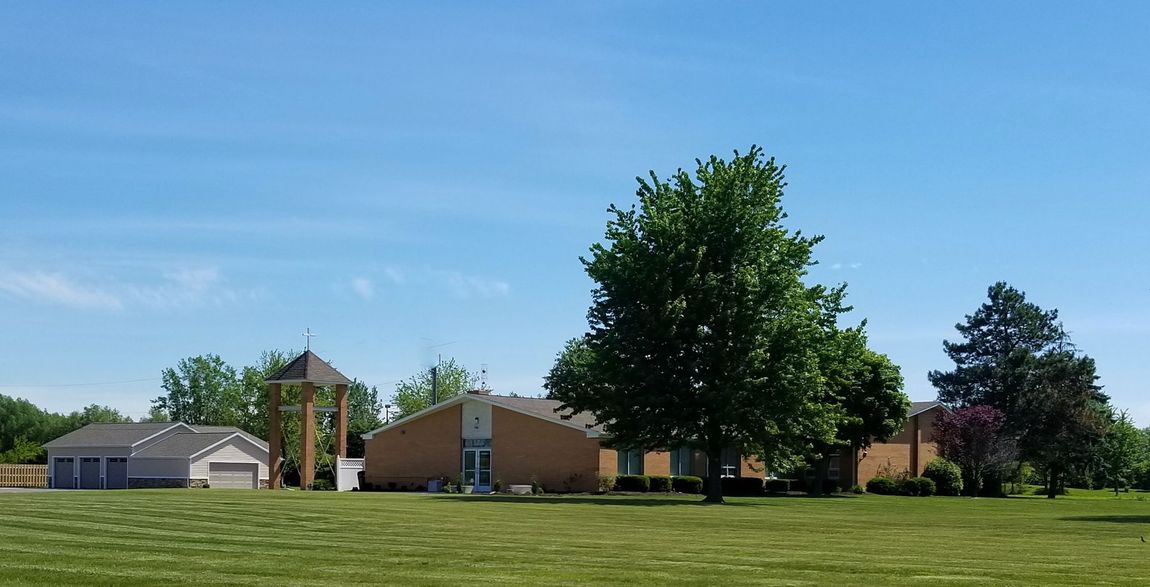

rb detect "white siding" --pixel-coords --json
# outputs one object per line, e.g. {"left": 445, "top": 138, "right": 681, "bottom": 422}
{"left": 189, "top": 439, "right": 268, "bottom": 480}
{"left": 461, "top": 400, "right": 492, "bottom": 440}
{"left": 129, "top": 457, "right": 189, "bottom": 478}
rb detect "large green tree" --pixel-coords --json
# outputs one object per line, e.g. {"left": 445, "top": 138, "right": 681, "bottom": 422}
{"left": 930, "top": 282, "right": 1110, "bottom": 497}
{"left": 153, "top": 354, "right": 243, "bottom": 426}
{"left": 346, "top": 379, "right": 384, "bottom": 458}
{"left": 0, "top": 395, "right": 131, "bottom": 463}
{"left": 391, "top": 358, "right": 479, "bottom": 419}
{"left": 929, "top": 281, "right": 1063, "bottom": 423}
{"left": 806, "top": 326, "right": 909, "bottom": 494}
{"left": 546, "top": 147, "right": 844, "bottom": 503}
{"left": 1100, "top": 410, "right": 1143, "bottom": 496}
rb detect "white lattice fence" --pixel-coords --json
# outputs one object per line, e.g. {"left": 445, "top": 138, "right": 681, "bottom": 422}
{"left": 336, "top": 457, "right": 364, "bottom": 491}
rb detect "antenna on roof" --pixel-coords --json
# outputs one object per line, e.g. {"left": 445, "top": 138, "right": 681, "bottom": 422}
{"left": 480, "top": 363, "right": 489, "bottom": 389}
{"left": 302, "top": 328, "right": 316, "bottom": 351}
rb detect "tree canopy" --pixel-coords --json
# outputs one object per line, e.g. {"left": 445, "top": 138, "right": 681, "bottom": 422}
{"left": 930, "top": 282, "right": 1110, "bottom": 497}
{"left": 546, "top": 147, "right": 853, "bottom": 503}
{"left": 391, "top": 358, "right": 479, "bottom": 419}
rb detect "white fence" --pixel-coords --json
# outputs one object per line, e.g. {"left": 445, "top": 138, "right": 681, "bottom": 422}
{"left": 336, "top": 457, "right": 364, "bottom": 492}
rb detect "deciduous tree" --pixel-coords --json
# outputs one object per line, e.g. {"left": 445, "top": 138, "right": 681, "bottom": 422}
{"left": 934, "top": 405, "right": 1017, "bottom": 496}
{"left": 546, "top": 147, "right": 843, "bottom": 503}
{"left": 391, "top": 358, "right": 478, "bottom": 418}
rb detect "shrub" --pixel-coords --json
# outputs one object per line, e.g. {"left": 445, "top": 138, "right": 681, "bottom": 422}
{"left": 387, "top": 481, "right": 398, "bottom": 491}
{"left": 310, "top": 478, "right": 334, "bottom": 491}
{"left": 649, "top": 475, "right": 673, "bottom": 492}
{"left": 672, "top": 476, "right": 703, "bottom": 494}
{"left": 914, "top": 477, "right": 936, "bottom": 496}
{"left": 493, "top": 479, "right": 504, "bottom": 493}
{"left": 764, "top": 478, "right": 793, "bottom": 493}
{"left": 597, "top": 474, "right": 616, "bottom": 493}
{"left": 820, "top": 478, "right": 840, "bottom": 494}
{"left": 897, "top": 477, "right": 935, "bottom": 497}
{"left": 866, "top": 476, "right": 898, "bottom": 495}
{"left": 708, "top": 477, "right": 764, "bottom": 497}
{"left": 922, "top": 458, "right": 963, "bottom": 496}
{"left": 849, "top": 484, "right": 865, "bottom": 494}
{"left": 531, "top": 477, "right": 544, "bottom": 495}
{"left": 615, "top": 474, "right": 651, "bottom": 492}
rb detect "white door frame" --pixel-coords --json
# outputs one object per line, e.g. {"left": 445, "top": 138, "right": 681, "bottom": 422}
{"left": 461, "top": 448, "right": 492, "bottom": 492}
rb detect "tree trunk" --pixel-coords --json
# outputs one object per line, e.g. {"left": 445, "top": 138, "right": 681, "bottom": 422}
{"left": 1046, "top": 464, "right": 1059, "bottom": 499}
{"left": 811, "top": 457, "right": 830, "bottom": 496}
{"left": 703, "top": 453, "right": 725, "bottom": 504}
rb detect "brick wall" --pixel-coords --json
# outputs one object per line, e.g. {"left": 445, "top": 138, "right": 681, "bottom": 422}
{"left": 363, "top": 404, "right": 462, "bottom": 488}
{"left": 491, "top": 406, "right": 602, "bottom": 492}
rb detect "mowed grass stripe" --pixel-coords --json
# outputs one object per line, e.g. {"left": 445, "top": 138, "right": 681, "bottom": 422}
{"left": 2, "top": 490, "right": 1149, "bottom": 585}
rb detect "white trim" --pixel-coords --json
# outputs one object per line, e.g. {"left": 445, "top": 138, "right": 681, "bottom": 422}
{"left": 361, "top": 394, "right": 601, "bottom": 439}
{"left": 187, "top": 432, "right": 269, "bottom": 460}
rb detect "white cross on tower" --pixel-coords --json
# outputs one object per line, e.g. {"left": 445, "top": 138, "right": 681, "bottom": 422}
{"left": 302, "top": 327, "right": 316, "bottom": 351}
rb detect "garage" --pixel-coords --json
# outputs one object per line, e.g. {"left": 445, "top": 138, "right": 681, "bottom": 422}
{"left": 208, "top": 462, "right": 258, "bottom": 489}
{"left": 106, "top": 457, "right": 128, "bottom": 489}
{"left": 53, "top": 457, "right": 74, "bottom": 489}
{"left": 79, "top": 457, "right": 101, "bottom": 489}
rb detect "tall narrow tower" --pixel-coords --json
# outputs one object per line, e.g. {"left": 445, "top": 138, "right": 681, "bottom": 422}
{"left": 264, "top": 350, "right": 352, "bottom": 490}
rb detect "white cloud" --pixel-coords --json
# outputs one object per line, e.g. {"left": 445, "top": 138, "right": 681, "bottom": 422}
{"left": 435, "top": 270, "right": 511, "bottom": 299}
{"left": 383, "top": 266, "right": 406, "bottom": 285}
{"left": 0, "top": 266, "right": 252, "bottom": 311}
{"left": 351, "top": 277, "right": 375, "bottom": 300}
{"left": 0, "top": 271, "right": 122, "bottom": 310}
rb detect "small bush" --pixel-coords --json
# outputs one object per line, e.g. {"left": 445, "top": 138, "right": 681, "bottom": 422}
{"left": 493, "top": 479, "right": 504, "bottom": 493}
{"left": 849, "top": 484, "right": 865, "bottom": 494}
{"left": 709, "top": 477, "right": 764, "bottom": 497}
{"left": 531, "top": 477, "right": 544, "bottom": 495}
{"left": 922, "top": 458, "right": 963, "bottom": 496}
{"left": 387, "top": 481, "right": 398, "bottom": 491}
{"left": 672, "top": 476, "right": 703, "bottom": 494}
{"left": 914, "top": 477, "right": 936, "bottom": 496}
{"left": 764, "top": 478, "right": 793, "bottom": 493}
{"left": 597, "top": 474, "right": 616, "bottom": 493}
{"left": 866, "top": 476, "right": 898, "bottom": 495}
{"left": 649, "top": 475, "right": 673, "bottom": 492}
{"left": 310, "top": 478, "right": 334, "bottom": 491}
{"left": 897, "top": 477, "right": 935, "bottom": 497}
{"left": 821, "top": 478, "right": 841, "bottom": 494}
{"left": 615, "top": 474, "right": 651, "bottom": 492}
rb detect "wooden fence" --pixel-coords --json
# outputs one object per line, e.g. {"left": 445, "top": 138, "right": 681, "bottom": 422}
{"left": 0, "top": 464, "right": 49, "bottom": 488}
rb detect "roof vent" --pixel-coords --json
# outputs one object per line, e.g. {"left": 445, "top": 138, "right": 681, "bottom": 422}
{"left": 560, "top": 414, "right": 572, "bottom": 421}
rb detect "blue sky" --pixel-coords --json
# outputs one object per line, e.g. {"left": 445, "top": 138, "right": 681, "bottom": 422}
{"left": 1, "top": 3, "right": 1147, "bottom": 423}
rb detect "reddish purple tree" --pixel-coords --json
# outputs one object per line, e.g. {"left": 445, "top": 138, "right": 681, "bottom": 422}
{"left": 934, "top": 405, "right": 1017, "bottom": 496}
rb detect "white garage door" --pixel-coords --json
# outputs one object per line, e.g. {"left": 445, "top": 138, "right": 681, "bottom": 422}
{"left": 208, "top": 462, "right": 257, "bottom": 489}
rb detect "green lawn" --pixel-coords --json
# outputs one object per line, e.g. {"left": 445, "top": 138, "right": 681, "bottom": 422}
{"left": 2, "top": 490, "right": 1149, "bottom": 586}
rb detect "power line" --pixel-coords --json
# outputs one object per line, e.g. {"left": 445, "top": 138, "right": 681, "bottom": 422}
{"left": 0, "top": 377, "right": 161, "bottom": 388}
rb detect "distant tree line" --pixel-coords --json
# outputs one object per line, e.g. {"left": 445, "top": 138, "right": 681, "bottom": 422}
{"left": 0, "top": 396, "right": 130, "bottom": 463}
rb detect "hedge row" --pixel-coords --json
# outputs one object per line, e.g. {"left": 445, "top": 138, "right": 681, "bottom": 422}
{"left": 613, "top": 475, "right": 704, "bottom": 494}
{"left": 866, "top": 475, "right": 936, "bottom": 496}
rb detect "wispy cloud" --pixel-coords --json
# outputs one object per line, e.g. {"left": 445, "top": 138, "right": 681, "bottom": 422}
{"left": 830, "top": 262, "right": 864, "bottom": 271}
{"left": 0, "top": 271, "right": 122, "bottom": 310}
{"left": 383, "top": 266, "right": 406, "bottom": 285}
{"left": 435, "top": 270, "right": 511, "bottom": 299}
{"left": 0, "top": 266, "right": 253, "bottom": 311}
{"left": 351, "top": 277, "right": 375, "bottom": 300}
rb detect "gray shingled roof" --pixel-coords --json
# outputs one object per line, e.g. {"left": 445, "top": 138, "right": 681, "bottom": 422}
{"left": 42, "top": 423, "right": 186, "bottom": 449}
{"left": 264, "top": 350, "right": 352, "bottom": 385}
{"left": 131, "top": 432, "right": 240, "bottom": 458}
{"left": 909, "top": 400, "right": 947, "bottom": 416}
{"left": 191, "top": 425, "right": 268, "bottom": 448}
{"left": 483, "top": 395, "right": 604, "bottom": 432}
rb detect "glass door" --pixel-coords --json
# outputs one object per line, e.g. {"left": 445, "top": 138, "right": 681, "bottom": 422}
{"left": 461, "top": 449, "right": 492, "bottom": 492}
